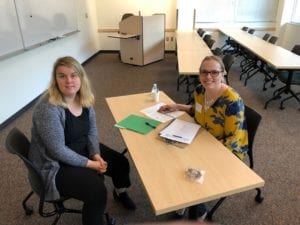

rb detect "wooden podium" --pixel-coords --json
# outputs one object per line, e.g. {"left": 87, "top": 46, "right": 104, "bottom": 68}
{"left": 110, "top": 14, "right": 165, "bottom": 66}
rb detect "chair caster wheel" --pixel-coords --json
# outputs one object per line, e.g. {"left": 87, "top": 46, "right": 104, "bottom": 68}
{"left": 255, "top": 195, "right": 264, "bottom": 203}
{"left": 24, "top": 206, "right": 33, "bottom": 215}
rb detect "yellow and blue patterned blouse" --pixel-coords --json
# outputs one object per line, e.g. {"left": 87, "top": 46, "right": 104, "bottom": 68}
{"left": 193, "top": 85, "right": 248, "bottom": 160}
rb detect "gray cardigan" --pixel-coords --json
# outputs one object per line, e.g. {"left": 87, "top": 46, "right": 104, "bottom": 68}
{"left": 28, "top": 94, "right": 100, "bottom": 200}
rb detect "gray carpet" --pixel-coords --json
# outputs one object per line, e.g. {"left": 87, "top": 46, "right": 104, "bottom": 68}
{"left": 0, "top": 53, "right": 299, "bottom": 225}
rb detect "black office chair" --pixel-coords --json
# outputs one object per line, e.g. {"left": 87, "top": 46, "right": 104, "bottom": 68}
{"left": 222, "top": 54, "right": 235, "bottom": 84}
{"left": 207, "top": 105, "right": 264, "bottom": 220}
{"left": 238, "top": 30, "right": 258, "bottom": 78}
{"left": 265, "top": 69, "right": 300, "bottom": 109}
{"left": 206, "top": 38, "right": 215, "bottom": 49}
{"left": 268, "top": 36, "right": 278, "bottom": 44}
{"left": 264, "top": 45, "right": 300, "bottom": 109}
{"left": 5, "top": 128, "right": 115, "bottom": 225}
{"left": 221, "top": 27, "right": 248, "bottom": 54}
{"left": 197, "top": 28, "right": 203, "bottom": 36}
{"left": 242, "top": 36, "right": 278, "bottom": 87}
{"left": 241, "top": 26, "right": 249, "bottom": 31}
{"left": 277, "top": 73, "right": 300, "bottom": 109}
{"left": 263, "top": 44, "right": 299, "bottom": 91}
{"left": 203, "top": 34, "right": 212, "bottom": 44}
{"left": 199, "top": 30, "right": 206, "bottom": 38}
{"left": 247, "top": 28, "right": 255, "bottom": 34}
{"left": 212, "top": 47, "right": 223, "bottom": 56}
{"left": 262, "top": 33, "right": 271, "bottom": 41}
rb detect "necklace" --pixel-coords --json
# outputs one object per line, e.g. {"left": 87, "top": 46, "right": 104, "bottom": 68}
{"left": 204, "top": 92, "right": 215, "bottom": 111}
{"left": 203, "top": 83, "right": 226, "bottom": 111}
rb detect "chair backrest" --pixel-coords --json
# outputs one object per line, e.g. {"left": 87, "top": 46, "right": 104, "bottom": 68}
{"left": 248, "top": 28, "right": 255, "bottom": 34}
{"left": 241, "top": 26, "right": 249, "bottom": 31}
{"left": 206, "top": 38, "right": 215, "bottom": 49}
{"left": 212, "top": 47, "right": 223, "bottom": 56}
{"left": 5, "top": 128, "right": 45, "bottom": 198}
{"left": 203, "top": 34, "right": 212, "bottom": 43}
{"left": 222, "top": 54, "right": 235, "bottom": 73}
{"left": 222, "top": 54, "right": 235, "bottom": 84}
{"left": 291, "top": 45, "right": 300, "bottom": 56}
{"left": 244, "top": 105, "right": 262, "bottom": 169}
{"left": 262, "top": 33, "right": 271, "bottom": 41}
{"left": 268, "top": 36, "right": 278, "bottom": 44}
{"left": 199, "top": 30, "right": 206, "bottom": 38}
{"left": 197, "top": 28, "right": 203, "bottom": 35}
{"left": 121, "top": 13, "right": 134, "bottom": 21}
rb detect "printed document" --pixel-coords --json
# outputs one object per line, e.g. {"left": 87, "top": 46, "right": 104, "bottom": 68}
{"left": 140, "top": 102, "right": 184, "bottom": 123}
{"left": 159, "top": 119, "right": 201, "bottom": 144}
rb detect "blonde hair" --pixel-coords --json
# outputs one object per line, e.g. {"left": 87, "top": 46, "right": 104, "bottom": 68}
{"left": 199, "top": 55, "right": 226, "bottom": 83}
{"left": 48, "top": 56, "right": 94, "bottom": 107}
{"left": 199, "top": 55, "right": 226, "bottom": 75}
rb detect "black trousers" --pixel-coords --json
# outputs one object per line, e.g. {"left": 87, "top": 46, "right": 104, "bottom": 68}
{"left": 56, "top": 143, "right": 131, "bottom": 225}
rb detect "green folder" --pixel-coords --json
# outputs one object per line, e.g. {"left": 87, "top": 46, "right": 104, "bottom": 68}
{"left": 115, "top": 114, "right": 161, "bottom": 134}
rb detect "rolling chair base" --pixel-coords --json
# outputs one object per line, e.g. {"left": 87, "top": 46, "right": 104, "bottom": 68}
{"left": 22, "top": 190, "right": 115, "bottom": 225}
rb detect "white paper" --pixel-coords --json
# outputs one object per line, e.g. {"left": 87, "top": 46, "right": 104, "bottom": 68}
{"left": 140, "top": 102, "right": 184, "bottom": 123}
{"left": 159, "top": 119, "right": 201, "bottom": 144}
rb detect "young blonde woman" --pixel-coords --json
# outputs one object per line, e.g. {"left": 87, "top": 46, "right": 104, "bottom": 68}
{"left": 29, "top": 56, "right": 136, "bottom": 225}
{"left": 159, "top": 55, "right": 248, "bottom": 220}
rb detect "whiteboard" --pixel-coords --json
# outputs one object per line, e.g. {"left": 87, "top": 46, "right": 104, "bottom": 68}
{"left": 0, "top": 0, "right": 78, "bottom": 58}
{"left": 0, "top": 0, "right": 24, "bottom": 57}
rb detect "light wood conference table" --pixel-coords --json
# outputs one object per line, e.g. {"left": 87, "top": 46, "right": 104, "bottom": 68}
{"left": 176, "top": 31, "right": 213, "bottom": 75}
{"left": 219, "top": 28, "right": 300, "bottom": 70}
{"left": 219, "top": 28, "right": 300, "bottom": 108}
{"left": 177, "top": 50, "right": 212, "bottom": 76}
{"left": 175, "top": 31, "right": 213, "bottom": 101}
{"left": 106, "top": 92, "right": 265, "bottom": 216}
{"left": 176, "top": 31, "right": 209, "bottom": 51}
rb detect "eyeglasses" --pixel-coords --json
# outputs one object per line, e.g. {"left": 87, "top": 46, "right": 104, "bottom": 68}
{"left": 199, "top": 70, "right": 223, "bottom": 77}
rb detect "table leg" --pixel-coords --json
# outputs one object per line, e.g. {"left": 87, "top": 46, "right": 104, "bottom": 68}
{"left": 206, "top": 197, "right": 227, "bottom": 221}
{"left": 264, "top": 70, "right": 294, "bottom": 109}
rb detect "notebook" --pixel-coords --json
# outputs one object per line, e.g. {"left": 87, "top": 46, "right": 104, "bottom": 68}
{"left": 159, "top": 119, "right": 201, "bottom": 144}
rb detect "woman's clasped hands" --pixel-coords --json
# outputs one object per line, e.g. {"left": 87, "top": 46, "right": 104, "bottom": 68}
{"left": 87, "top": 154, "right": 107, "bottom": 173}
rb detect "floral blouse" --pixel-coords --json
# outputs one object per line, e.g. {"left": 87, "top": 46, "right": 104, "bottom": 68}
{"left": 193, "top": 85, "right": 248, "bottom": 160}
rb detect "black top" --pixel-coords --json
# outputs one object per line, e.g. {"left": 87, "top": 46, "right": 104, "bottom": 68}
{"left": 64, "top": 108, "right": 90, "bottom": 157}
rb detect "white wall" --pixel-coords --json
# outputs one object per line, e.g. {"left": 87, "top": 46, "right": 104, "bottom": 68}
{"left": 278, "top": 23, "right": 300, "bottom": 49}
{"left": 96, "top": 0, "right": 300, "bottom": 51}
{"left": 176, "top": 0, "right": 196, "bottom": 31}
{"left": 275, "top": 0, "right": 300, "bottom": 49}
{"left": 96, "top": 0, "right": 177, "bottom": 50}
{"left": 0, "top": 0, "right": 100, "bottom": 125}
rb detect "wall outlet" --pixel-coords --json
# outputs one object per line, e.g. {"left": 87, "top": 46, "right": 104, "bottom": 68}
{"left": 166, "top": 37, "right": 169, "bottom": 42}
{"left": 170, "top": 37, "right": 174, "bottom": 42}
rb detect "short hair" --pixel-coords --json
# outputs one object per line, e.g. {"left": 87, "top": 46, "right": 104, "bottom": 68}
{"left": 199, "top": 55, "right": 226, "bottom": 75}
{"left": 48, "top": 56, "right": 94, "bottom": 107}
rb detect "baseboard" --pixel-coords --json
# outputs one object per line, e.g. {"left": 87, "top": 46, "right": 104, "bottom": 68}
{"left": 0, "top": 94, "right": 42, "bottom": 130}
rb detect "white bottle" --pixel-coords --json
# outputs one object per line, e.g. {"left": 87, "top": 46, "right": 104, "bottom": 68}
{"left": 151, "top": 83, "right": 159, "bottom": 102}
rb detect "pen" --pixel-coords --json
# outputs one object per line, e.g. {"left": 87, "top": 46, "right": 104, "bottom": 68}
{"left": 145, "top": 122, "right": 156, "bottom": 129}
{"left": 172, "top": 134, "right": 182, "bottom": 138}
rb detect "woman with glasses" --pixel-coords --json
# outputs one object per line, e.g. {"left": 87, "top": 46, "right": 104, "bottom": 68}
{"left": 158, "top": 55, "right": 248, "bottom": 221}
